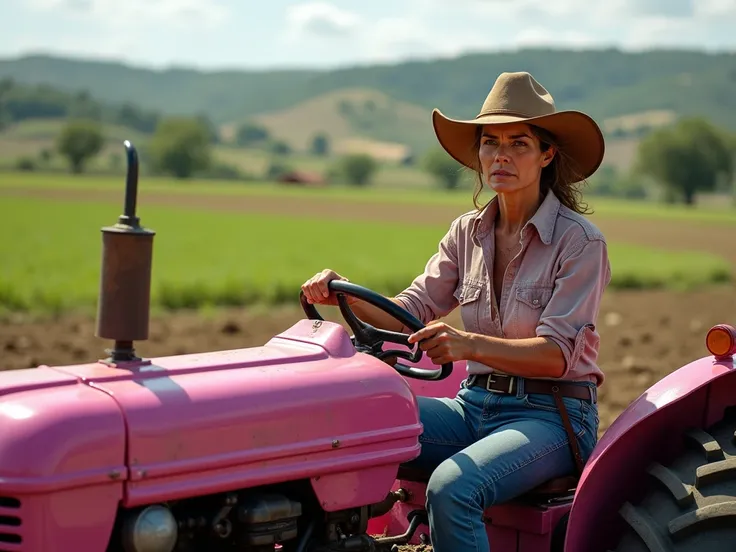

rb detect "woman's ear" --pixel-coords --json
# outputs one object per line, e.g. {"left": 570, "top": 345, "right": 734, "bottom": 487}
{"left": 541, "top": 146, "right": 556, "bottom": 168}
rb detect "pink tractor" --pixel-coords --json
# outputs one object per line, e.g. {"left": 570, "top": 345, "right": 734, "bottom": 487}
{"left": 2, "top": 142, "right": 736, "bottom": 552}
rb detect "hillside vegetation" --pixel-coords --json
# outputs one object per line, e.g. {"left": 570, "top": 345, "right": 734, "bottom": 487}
{"left": 247, "top": 88, "right": 436, "bottom": 157}
{"left": 2, "top": 49, "right": 735, "bottom": 132}
{"left": 1, "top": 48, "right": 734, "bottom": 206}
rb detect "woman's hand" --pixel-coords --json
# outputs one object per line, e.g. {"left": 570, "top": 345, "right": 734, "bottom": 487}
{"left": 300, "top": 269, "right": 357, "bottom": 306}
{"left": 407, "top": 321, "right": 475, "bottom": 365}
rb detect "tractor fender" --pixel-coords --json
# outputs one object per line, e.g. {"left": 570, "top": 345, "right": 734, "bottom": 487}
{"left": 564, "top": 353, "right": 736, "bottom": 552}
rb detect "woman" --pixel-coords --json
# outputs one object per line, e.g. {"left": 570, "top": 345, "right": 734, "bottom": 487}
{"left": 301, "top": 71, "right": 611, "bottom": 552}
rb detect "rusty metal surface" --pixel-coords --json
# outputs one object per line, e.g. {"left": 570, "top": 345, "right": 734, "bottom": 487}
{"left": 95, "top": 227, "right": 155, "bottom": 342}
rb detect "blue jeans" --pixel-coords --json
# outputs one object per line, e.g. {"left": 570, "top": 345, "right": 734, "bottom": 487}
{"left": 403, "top": 377, "right": 599, "bottom": 552}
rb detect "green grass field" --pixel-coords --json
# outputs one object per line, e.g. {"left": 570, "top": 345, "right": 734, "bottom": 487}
{"left": 0, "top": 186, "right": 732, "bottom": 315}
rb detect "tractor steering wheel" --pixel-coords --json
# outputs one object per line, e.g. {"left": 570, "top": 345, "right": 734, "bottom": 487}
{"left": 299, "top": 280, "right": 454, "bottom": 381}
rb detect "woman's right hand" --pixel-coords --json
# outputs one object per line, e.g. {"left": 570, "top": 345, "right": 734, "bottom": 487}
{"left": 301, "top": 269, "right": 357, "bottom": 306}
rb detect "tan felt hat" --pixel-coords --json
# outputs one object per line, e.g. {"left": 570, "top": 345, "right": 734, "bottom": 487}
{"left": 432, "top": 71, "right": 605, "bottom": 180}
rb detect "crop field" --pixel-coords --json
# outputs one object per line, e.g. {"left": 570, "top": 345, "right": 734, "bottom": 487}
{"left": 2, "top": 171, "right": 736, "bottom": 434}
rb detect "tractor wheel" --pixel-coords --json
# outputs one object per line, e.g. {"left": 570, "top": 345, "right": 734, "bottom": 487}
{"left": 612, "top": 408, "right": 736, "bottom": 551}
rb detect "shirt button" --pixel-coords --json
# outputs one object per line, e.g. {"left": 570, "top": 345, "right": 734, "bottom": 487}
{"left": 533, "top": 299, "right": 539, "bottom": 305}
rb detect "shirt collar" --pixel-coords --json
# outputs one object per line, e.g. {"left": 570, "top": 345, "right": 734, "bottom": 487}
{"left": 471, "top": 188, "right": 561, "bottom": 245}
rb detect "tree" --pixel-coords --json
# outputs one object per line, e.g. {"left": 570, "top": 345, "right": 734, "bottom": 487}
{"left": 311, "top": 133, "right": 330, "bottom": 156}
{"left": 635, "top": 117, "right": 734, "bottom": 205}
{"left": 195, "top": 113, "right": 219, "bottom": 144}
{"left": 269, "top": 140, "right": 291, "bottom": 155}
{"left": 236, "top": 122, "right": 269, "bottom": 146}
{"left": 149, "top": 117, "right": 212, "bottom": 179}
{"left": 336, "top": 154, "right": 378, "bottom": 186}
{"left": 68, "top": 90, "right": 102, "bottom": 121}
{"left": 422, "top": 148, "right": 463, "bottom": 190}
{"left": 56, "top": 119, "right": 104, "bottom": 173}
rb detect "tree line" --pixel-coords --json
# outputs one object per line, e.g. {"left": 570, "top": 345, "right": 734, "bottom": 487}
{"left": 44, "top": 112, "right": 736, "bottom": 206}
{"left": 0, "top": 78, "right": 163, "bottom": 134}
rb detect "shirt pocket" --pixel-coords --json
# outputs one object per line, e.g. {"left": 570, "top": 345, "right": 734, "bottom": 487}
{"left": 510, "top": 284, "right": 554, "bottom": 338}
{"left": 453, "top": 279, "right": 482, "bottom": 332}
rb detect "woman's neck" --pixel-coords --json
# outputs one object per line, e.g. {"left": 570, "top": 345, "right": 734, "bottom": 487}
{"left": 495, "top": 186, "right": 541, "bottom": 236}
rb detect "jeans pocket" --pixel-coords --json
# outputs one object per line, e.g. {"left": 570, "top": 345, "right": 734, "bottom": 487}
{"left": 522, "top": 392, "right": 561, "bottom": 412}
{"left": 522, "top": 393, "right": 590, "bottom": 428}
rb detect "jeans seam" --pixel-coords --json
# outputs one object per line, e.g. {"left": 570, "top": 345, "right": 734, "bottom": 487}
{"left": 468, "top": 478, "right": 494, "bottom": 552}
{"left": 478, "top": 392, "right": 497, "bottom": 439}
{"left": 523, "top": 395, "right": 588, "bottom": 413}
{"left": 420, "top": 437, "right": 468, "bottom": 447}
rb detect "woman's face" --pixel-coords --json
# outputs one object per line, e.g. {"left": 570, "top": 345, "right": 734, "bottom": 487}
{"left": 478, "top": 123, "right": 555, "bottom": 195}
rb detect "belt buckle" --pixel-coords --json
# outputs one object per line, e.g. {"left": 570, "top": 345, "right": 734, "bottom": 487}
{"left": 486, "top": 374, "right": 514, "bottom": 394}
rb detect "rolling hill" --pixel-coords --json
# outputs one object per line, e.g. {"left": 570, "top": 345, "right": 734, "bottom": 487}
{"left": 244, "top": 87, "right": 435, "bottom": 158}
{"left": 2, "top": 49, "right": 735, "bottom": 130}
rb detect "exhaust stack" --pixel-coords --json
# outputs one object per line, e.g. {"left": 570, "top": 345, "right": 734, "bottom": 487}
{"left": 95, "top": 140, "right": 155, "bottom": 364}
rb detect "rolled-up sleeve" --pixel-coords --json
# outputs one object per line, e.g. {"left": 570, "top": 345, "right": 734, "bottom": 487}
{"left": 393, "top": 219, "right": 461, "bottom": 326}
{"left": 535, "top": 237, "right": 611, "bottom": 379}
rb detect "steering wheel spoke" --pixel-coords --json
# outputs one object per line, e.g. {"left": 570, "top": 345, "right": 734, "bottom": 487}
{"left": 376, "top": 347, "right": 422, "bottom": 363}
{"left": 336, "top": 292, "right": 374, "bottom": 344}
{"left": 299, "top": 280, "right": 453, "bottom": 381}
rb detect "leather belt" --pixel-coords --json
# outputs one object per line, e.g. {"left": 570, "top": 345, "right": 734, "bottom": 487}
{"left": 467, "top": 373, "right": 596, "bottom": 403}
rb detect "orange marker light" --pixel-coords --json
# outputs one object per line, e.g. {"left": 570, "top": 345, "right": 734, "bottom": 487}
{"left": 705, "top": 324, "right": 736, "bottom": 359}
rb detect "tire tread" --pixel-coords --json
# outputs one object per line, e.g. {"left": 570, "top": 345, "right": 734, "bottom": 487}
{"left": 614, "top": 414, "right": 736, "bottom": 551}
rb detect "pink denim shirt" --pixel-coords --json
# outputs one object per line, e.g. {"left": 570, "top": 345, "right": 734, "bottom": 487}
{"left": 394, "top": 190, "right": 612, "bottom": 386}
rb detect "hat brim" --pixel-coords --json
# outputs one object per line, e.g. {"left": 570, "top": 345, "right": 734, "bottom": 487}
{"left": 431, "top": 108, "right": 605, "bottom": 181}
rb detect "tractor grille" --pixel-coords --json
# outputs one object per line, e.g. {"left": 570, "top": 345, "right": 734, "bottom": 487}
{"left": 0, "top": 496, "right": 22, "bottom": 551}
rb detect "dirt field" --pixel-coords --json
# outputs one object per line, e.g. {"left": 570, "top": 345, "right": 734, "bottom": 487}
{"left": 3, "top": 286, "right": 735, "bottom": 435}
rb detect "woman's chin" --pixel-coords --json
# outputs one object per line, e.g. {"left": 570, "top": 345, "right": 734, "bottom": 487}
{"left": 486, "top": 179, "right": 518, "bottom": 193}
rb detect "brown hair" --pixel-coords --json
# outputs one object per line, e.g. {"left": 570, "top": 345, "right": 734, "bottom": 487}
{"left": 470, "top": 124, "right": 592, "bottom": 215}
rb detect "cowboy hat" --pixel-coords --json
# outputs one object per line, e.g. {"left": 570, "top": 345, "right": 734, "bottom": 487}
{"left": 432, "top": 71, "right": 605, "bottom": 180}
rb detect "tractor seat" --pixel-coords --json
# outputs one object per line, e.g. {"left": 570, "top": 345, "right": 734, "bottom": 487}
{"left": 396, "top": 466, "right": 578, "bottom": 501}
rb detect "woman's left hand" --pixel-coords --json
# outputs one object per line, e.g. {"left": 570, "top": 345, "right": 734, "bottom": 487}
{"left": 407, "top": 322, "right": 475, "bottom": 365}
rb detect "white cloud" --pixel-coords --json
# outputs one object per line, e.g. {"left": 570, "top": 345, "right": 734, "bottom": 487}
{"left": 27, "top": 0, "right": 228, "bottom": 28}
{"left": 694, "top": 0, "right": 736, "bottom": 18}
{"left": 11, "top": 0, "right": 734, "bottom": 69}
{"left": 413, "top": 0, "right": 705, "bottom": 24}
{"left": 620, "top": 16, "right": 696, "bottom": 49}
{"left": 284, "top": 2, "right": 361, "bottom": 40}
{"left": 361, "top": 17, "right": 463, "bottom": 62}
{"left": 513, "top": 27, "right": 599, "bottom": 48}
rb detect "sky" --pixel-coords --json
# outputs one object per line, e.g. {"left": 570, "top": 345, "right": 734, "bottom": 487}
{"left": 1, "top": 0, "right": 736, "bottom": 71}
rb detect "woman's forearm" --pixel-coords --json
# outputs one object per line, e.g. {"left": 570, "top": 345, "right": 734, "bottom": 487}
{"left": 348, "top": 298, "right": 405, "bottom": 333}
{"left": 466, "top": 334, "right": 566, "bottom": 379}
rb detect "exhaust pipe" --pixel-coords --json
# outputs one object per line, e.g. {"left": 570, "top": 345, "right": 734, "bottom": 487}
{"left": 95, "top": 140, "right": 156, "bottom": 364}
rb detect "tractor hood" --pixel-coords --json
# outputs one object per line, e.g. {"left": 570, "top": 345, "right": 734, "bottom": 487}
{"left": 0, "top": 366, "right": 128, "bottom": 496}
{"left": 51, "top": 320, "right": 423, "bottom": 510}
